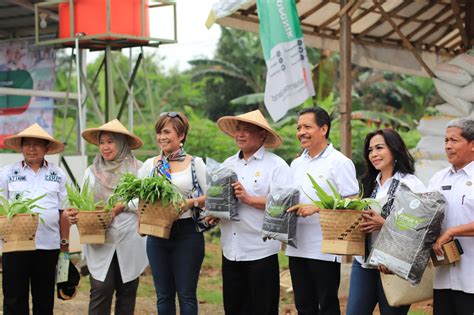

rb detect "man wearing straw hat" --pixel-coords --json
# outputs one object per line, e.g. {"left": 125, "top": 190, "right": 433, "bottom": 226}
{"left": 216, "top": 110, "right": 291, "bottom": 315}
{"left": 0, "top": 123, "right": 69, "bottom": 315}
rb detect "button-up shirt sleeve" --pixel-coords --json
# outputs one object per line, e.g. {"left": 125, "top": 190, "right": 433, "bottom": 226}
{"left": 330, "top": 158, "right": 359, "bottom": 197}
{"left": 58, "top": 168, "right": 67, "bottom": 209}
{"left": 270, "top": 160, "right": 293, "bottom": 190}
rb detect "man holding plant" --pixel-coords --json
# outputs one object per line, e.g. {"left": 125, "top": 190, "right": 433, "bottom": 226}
{"left": 287, "top": 107, "right": 359, "bottom": 315}
{"left": 429, "top": 118, "right": 474, "bottom": 315}
{"left": 0, "top": 123, "right": 69, "bottom": 315}
{"left": 215, "top": 110, "right": 291, "bottom": 315}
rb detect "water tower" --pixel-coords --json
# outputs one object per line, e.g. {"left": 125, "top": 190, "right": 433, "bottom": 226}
{"left": 34, "top": 0, "right": 177, "bottom": 154}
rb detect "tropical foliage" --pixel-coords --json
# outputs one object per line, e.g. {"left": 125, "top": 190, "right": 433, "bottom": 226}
{"left": 53, "top": 26, "right": 431, "bottom": 174}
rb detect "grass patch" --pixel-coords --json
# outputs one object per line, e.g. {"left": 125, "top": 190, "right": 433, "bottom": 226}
{"left": 279, "top": 250, "right": 289, "bottom": 270}
{"left": 197, "top": 275, "right": 223, "bottom": 305}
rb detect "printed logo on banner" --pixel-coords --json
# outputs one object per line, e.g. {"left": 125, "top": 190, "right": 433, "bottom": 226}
{"left": 256, "top": 0, "right": 315, "bottom": 122}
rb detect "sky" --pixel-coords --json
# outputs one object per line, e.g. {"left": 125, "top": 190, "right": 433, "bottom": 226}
{"left": 87, "top": 0, "right": 221, "bottom": 71}
{"left": 153, "top": 0, "right": 222, "bottom": 70}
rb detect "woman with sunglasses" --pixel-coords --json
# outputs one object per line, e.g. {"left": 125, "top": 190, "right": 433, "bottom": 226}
{"left": 138, "top": 112, "right": 207, "bottom": 315}
{"left": 346, "top": 128, "right": 425, "bottom": 315}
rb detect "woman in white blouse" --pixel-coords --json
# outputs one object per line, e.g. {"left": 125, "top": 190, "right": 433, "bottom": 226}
{"left": 139, "top": 112, "right": 207, "bottom": 315}
{"left": 68, "top": 119, "right": 148, "bottom": 315}
{"left": 346, "top": 128, "right": 425, "bottom": 315}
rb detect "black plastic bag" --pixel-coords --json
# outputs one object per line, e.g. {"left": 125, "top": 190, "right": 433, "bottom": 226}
{"left": 262, "top": 187, "right": 299, "bottom": 248}
{"left": 205, "top": 158, "right": 239, "bottom": 221}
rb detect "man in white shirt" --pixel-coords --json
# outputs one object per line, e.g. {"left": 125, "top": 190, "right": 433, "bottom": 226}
{"left": 429, "top": 118, "right": 474, "bottom": 315}
{"left": 215, "top": 110, "right": 291, "bottom": 315}
{"left": 0, "top": 124, "right": 69, "bottom": 315}
{"left": 287, "top": 107, "right": 359, "bottom": 315}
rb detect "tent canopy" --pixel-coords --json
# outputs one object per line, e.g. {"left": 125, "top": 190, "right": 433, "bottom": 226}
{"left": 216, "top": 0, "right": 472, "bottom": 77}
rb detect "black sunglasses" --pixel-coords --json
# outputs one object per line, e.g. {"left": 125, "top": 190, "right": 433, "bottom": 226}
{"left": 160, "top": 112, "right": 184, "bottom": 123}
{"left": 160, "top": 111, "right": 184, "bottom": 122}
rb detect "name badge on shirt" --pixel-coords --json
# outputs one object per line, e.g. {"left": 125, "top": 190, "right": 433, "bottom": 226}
{"left": 45, "top": 171, "right": 62, "bottom": 183}
{"left": 441, "top": 185, "right": 452, "bottom": 191}
{"left": 8, "top": 169, "right": 26, "bottom": 182}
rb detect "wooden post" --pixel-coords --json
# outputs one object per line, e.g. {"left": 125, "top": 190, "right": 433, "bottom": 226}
{"left": 339, "top": 0, "right": 352, "bottom": 159}
{"left": 466, "top": 0, "right": 474, "bottom": 48}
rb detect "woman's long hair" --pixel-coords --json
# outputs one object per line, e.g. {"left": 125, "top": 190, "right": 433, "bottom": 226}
{"left": 361, "top": 129, "right": 415, "bottom": 198}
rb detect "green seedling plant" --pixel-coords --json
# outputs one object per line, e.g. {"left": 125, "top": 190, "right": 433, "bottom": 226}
{"left": 0, "top": 189, "right": 46, "bottom": 222}
{"left": 113, "top": 173, "right": 185, "bottom": 213}
{"left": 65, "top": 179, "right": 109, "bottom": 211}
{"left": 307, "top": 174, "right": 377, "bottom": 210}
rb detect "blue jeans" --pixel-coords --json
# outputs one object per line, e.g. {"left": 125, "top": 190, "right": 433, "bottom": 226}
{"left": 146, "top": 218, "right": 204, "bottom": 315}
{"left": 347, "top": 259, "right": 410, "bottom": 315}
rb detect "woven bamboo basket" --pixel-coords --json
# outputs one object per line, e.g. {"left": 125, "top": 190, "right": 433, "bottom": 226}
{"left": 0, "top": 214, "right": 38, "bottom": 252}
{"left": 138, "top": 200, "right": 183, "bottom": 239}
{"left": 319, "top": 209, "right": 365, "bottom": 255}
{"left": 76, "top": 208, "right": 113, "bottom": 244}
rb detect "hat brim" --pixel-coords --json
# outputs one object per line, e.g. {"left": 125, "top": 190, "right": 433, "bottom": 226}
{"left": 82, "top": 128, "right": 143, "bottom": 150}
{"left": 3, "top": 135, "right": 64, "bottom": 154}
{"left": 217, "top": 116, "right": 282, "bottom": 148}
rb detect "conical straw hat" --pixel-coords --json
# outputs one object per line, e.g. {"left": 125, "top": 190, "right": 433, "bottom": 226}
{"left": 82, "top": 119, "right": 143, "bottom": 150}
{"left": 3, "top": 123, "right": 64, "bottom": 154}
{"left": 217, "top": 110, "right": 282, "bottom": 148}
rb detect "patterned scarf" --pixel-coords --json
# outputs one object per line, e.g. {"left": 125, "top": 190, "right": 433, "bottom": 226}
{"left": 153, "top": 147, "right": 187, "bottom": 179}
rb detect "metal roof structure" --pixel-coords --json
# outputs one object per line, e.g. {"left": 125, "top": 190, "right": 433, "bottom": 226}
{"left": 213, "top": 0, "right": 473, "bottom": 156}
{"left": 216, "top": 0, "right": 472, "bottom": 77}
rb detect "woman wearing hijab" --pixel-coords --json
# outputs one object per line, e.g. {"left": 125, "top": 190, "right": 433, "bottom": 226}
{"left": 138, "top": 111, "right": 207, "bottom": 315}
{"left": 67, "top": 119, "right": 148, "bottom": 315}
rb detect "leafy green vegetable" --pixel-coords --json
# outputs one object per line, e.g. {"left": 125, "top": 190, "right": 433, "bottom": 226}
{"left": 307, "top": 174, "right": 377, "bottom": 210}
{"left": 0, "top": 190, "right": 46, "bottom": 221}
{"left": 113, "top": 173, "right": 185, "bottom": 212}
{"left": 65, "top": 179, "right": 109, "bottom": 211}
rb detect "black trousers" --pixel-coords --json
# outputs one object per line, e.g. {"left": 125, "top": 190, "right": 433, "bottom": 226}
{"left": 2, "top": 249, "right": 60, "bottom": 315}
{"left": 89, "top": 253, "right": 140, "bottom": 315}
{"left": 434, "top": 289, "right": 474, "bottom": 315}
{"left": 222, "top": 254, "right": 279, "bottom": 315}
{"left": 289, "top": 256, "right": 341, "bottom": 315}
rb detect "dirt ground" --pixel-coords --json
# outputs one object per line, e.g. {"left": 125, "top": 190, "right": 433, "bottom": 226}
{"left": 0, "top": 239, "right": 433, "bottom": 314}
{"left": 0, "top": 272, "right": 433, "bottom": 315}
{"left": 50, "top": 284, "right": 434, "bottom": 315}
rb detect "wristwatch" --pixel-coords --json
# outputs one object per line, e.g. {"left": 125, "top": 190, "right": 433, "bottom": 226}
{"left": 193, "top": 198, "right": 199, "bottom": 208}
{"left": 60, "top": 238, "right": 69, "bottom": 246}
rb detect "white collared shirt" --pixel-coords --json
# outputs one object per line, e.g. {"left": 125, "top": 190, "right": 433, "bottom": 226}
{"left": 220, "top": 146, "right": 291, "bottom": 261}
{"left": 0, "top": 160, "right": 66, "bottom": 250}
{"left": 82, "top": 167, "right": 148, "bottom": 283}
{"left": 354, "top": 171, "right": 425, "bottom": 265}
{"left": 286, "top": 144, "right": 359, "bottom": 262}
{"left": 428, "top": 161, "right": 474, "bottom": 294}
